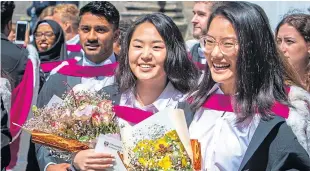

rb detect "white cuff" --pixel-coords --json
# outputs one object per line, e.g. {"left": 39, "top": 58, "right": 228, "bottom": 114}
{"left": 44, "top": 162, "right": 56, "bottom": 171}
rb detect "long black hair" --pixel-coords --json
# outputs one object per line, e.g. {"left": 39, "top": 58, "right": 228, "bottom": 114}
{"left": 116, "top": 13, "right": 199, "bottom": 93}
{"left": 191, "top": 2, "right": 290, "bottom": 120}
{"left": 1, "top": 1, "right": 15, "bottom": 32}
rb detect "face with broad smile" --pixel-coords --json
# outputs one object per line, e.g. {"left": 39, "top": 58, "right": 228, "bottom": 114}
{"left": 128, "top": 22, "right": 167, "bottom": 82}
{"left": 204, "top": 16, "right": 239, "bottom": 87}
{"left": 34, "top": 24, "right": 56, "bottom": 52}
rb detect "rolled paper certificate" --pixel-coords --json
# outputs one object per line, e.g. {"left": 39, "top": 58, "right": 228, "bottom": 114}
{"left": 191, "top": 139, "right": 202, "bottom": 170}
{"left": 32, "top": 129, "right": 89, "bottom": 152}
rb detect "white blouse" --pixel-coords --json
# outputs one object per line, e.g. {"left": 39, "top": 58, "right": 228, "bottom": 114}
{"left": 189, "top": 84, "right": 260, "bottom": 171}
{"left": 117, "top": 82, "right": 184, "bottom": 146}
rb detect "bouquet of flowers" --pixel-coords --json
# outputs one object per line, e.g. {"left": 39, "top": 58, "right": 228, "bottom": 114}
{"left": 129, "top": 130, "right": 192, "bottom": 170}
{"left": 117, "top": 108, "right": 201, "bottom": 170}
{"left": 23, "top": 84, "right": 119, "bottom": 160}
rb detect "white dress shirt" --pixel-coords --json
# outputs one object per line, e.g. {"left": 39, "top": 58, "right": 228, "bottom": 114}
{"left": 49, "top": 53, "right": 116, "bottom": 89}
{"left": 66, "top": 34, "right": 80, "bottom": 45}
{"left": 66, "top": 34, "right": 84, "bottom": 59}
{"left": 189, "top": 84, "right": 260, "bottom": 171}
{"left": 79, "top": 53, "right": 116, "bottom": 92}
{"left": 119, "top": 82, "right": 184, "bottom": 113}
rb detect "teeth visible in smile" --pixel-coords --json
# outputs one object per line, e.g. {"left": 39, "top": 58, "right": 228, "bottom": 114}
{"left": 213, "top": 63, "right": 230, "bottom": 68}
{"left": 140, "top": 64, "right": 152, "bottom": 68}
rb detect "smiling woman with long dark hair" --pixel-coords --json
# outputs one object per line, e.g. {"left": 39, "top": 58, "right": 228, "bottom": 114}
{"left": 189, "top": 2, "right": 310, "bottom": 170}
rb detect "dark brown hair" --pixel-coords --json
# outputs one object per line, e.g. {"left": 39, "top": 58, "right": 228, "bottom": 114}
{"left": 275, "top": 13, "right": 310, "bottom": 91}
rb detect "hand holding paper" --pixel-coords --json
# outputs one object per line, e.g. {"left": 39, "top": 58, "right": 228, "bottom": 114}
{"left": 95, "top": 134, "right": 127, "bottom": 171}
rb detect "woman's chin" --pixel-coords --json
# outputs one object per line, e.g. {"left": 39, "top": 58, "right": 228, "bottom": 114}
{"left": 39, "top": 47, "right": 49, "bottom": 52}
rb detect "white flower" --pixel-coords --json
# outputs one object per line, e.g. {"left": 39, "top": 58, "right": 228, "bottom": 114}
{"left": 72, "top": 83, "right": 92, "bottom": 93}
{"left": 73, "top": 105, "right": 98, "bottom": 121}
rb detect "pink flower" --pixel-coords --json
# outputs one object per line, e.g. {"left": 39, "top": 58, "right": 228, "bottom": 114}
{"left": 97, "top": 100, "right": 112, "bottom": 112}
{"left": 50, "top": 121, "right": 65, "bottom": 130}
{"left": 74, "top": 105, "right": 96, "bottom": 121}
{"left": 91, "top": 111, "right": 101, "bottom": 126}
{"left": 91, "top": 111, "right": 112, "bottom": 126}
{"left": 102, "top": 112, "right": 112, "bottom": 124}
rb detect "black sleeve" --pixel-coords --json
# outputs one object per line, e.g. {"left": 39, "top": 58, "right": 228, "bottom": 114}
{"left": 35, "top": 144, "right": 58, "bottom": 170}
{"left": 1, "top": 97, "right": 12, "bottom": 170}
{"left": 98, "top": 84, "right": 119, "bottom": 101}
{"left": 269, "top": 123, "right": 310, "bottom": 171}
{"left": 9, "top": 48, "right": 28, "bottom": 88}
{"left": 36, "top": 74, "right": 66, "bottom": 108}
{"left": 14, "top": 49, "right": 28, "bottom": 88}
{"left": 38, "top": 68, "right": 46, "bottom": 93}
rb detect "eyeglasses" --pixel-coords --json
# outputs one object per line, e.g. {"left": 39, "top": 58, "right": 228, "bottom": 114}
{"left": 34, "top": 31, "right": 54, "bottom": 39}
{"left": 200, "top": 36, "right": 238, "bottom": 55}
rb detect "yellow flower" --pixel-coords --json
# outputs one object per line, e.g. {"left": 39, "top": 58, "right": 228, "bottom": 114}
{"left": 166, "top": 130, "right": 179, "bottom": 141}
{"left": 181, "top": 157, "right": 188, "bottom": 167}
{"left": 134, "top": 139, "right": 151, "bottom": 153}
{"left": 148, "top": 158, "right": 156, "bottom": 168}
{"left": 158, "top": 155, "right": 172, "bottom": 169}
{"left": 138, "top": 157, "right": 147, "bottom": 167}
{"left": 155, "top": 137, "right": 169, "bottom": 151}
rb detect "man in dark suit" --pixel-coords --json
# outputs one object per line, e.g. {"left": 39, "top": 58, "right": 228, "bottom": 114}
{"left": 1, "top": 1, "right": 28, "bottom": 89}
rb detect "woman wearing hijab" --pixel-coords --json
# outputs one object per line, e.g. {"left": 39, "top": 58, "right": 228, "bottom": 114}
{"left": 33, "top": 19, "right": 69, "bottom": 76}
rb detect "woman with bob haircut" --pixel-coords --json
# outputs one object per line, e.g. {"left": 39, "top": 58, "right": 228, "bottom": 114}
{"left": 189, "top": 2, "right": 310, "bottom": 170}
{"left": 275, "top": 13, "right": 310, "bottom": 92}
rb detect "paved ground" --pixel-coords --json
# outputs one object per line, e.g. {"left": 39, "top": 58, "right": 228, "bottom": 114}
{"left": 12, "top": 1, "right": 32, "bottom": 22}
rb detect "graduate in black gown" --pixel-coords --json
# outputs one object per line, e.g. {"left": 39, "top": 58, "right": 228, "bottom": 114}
{"left": 35, "top": 2, "right": 121, "bottom": 171}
